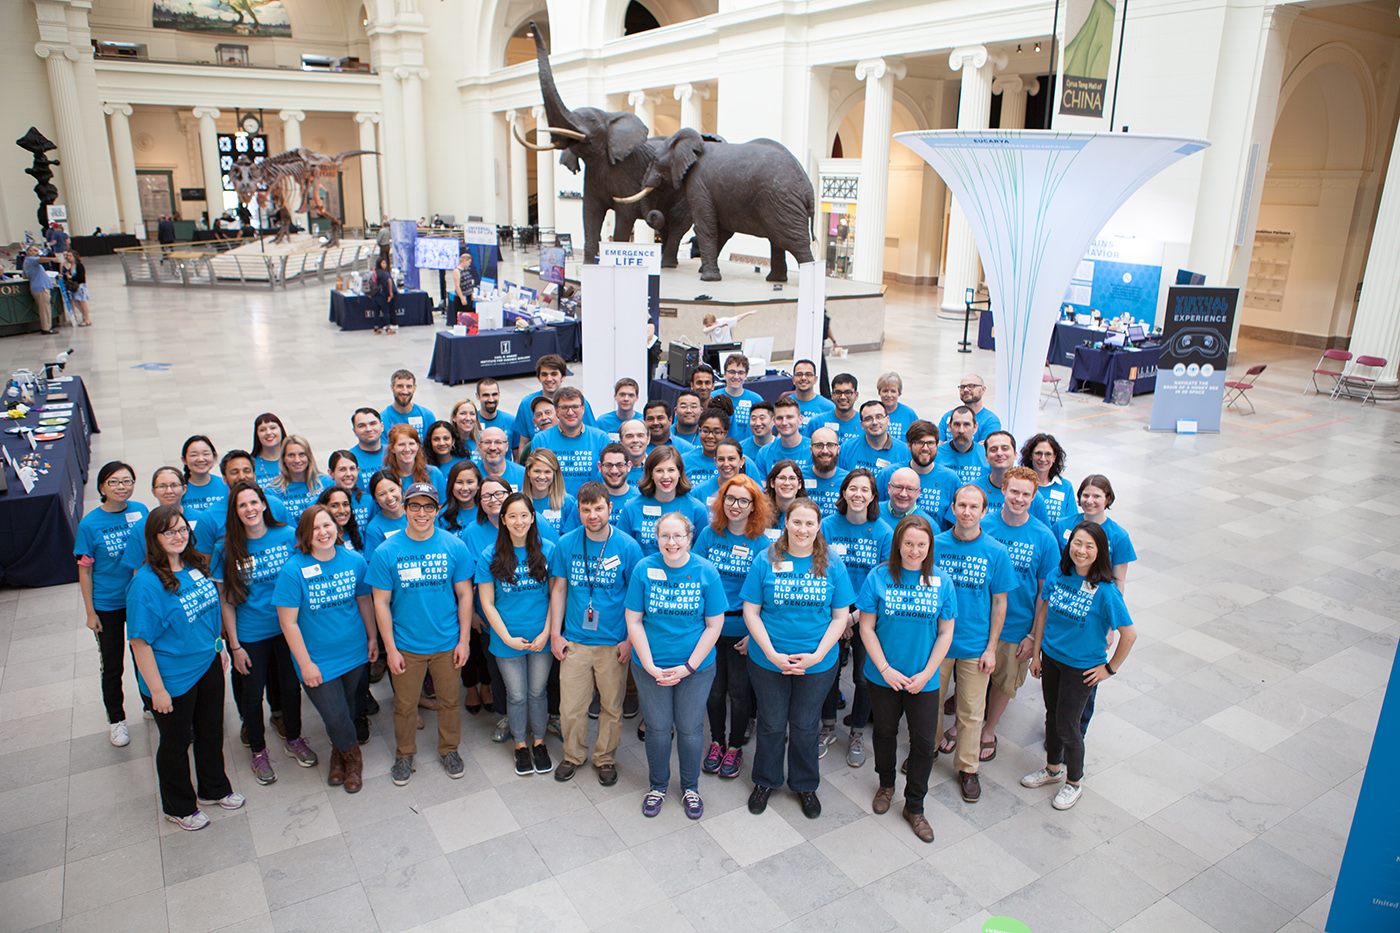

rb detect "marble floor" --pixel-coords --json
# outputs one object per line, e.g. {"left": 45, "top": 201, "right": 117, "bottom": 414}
{"left": 0, "top": 252, "right": 1394, "bottom": 933}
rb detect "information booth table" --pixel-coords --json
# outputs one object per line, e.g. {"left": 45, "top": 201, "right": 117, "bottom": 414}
{"left": 429, "top": 327, "right": 563, "bottom": 385}
{"left": 1068, "top": 345, "right": 1162, "bottom": 400}
{"left": 329, "top": 290, "right": 433, "bottom": 331}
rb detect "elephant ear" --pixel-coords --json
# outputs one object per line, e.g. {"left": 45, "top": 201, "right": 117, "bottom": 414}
{"left": 559, "top": 148, "right": 580, "bottom": 174}
{"left": 668, "top": 128, "right": 706, "bottom": 190}
{"left": 606, "top": 112, "right": 650, "bottom": 165}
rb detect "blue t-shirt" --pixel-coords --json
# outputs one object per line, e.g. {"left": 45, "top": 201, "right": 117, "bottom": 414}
{"left": 534, "top": 425, "right": 610, "bottom": 494}
{"left": 740, "top": 435, "right": 773, "bottom": 462}
{"left": 366, "top": 529, "right": 474, "bottom": 654}
{"left": 272, "top": 548, "right": 371, "bottom": 682}
{"left": 856, "top": 566, "right": 958, "bottom": 692}
{"left": 648, "top": 435, "right": 695, "bottom": 455}
{"left": 693, "top": 525, "right": 763, "bottom": 634}
{"left": 623, "top": 552, "right": 726, "bottom": 670}
{"left": 722, "top": 388, "right": 765, "bottom": 439}
{"left": 123, "top": 508, "right": 204, "bottom": 572}
{"left": 877, "top": 465, "right": 959, "bottom": 528}
{"left": 1051, "top": 514, "right": 1137, "bottom": 566}
{"left": 596, "top": 409, "right": 641, "bottom": 439}
{"left": 756, "top": 436, "right": 813, "bottom": 479}
{"left": 255, "top": 456, "right": 281, "bottom": 488}
{"left": 682, "top": 448, "right": 722, "bottom": 487}
{"left": 511, "top": 392, "right": 596, "bottom": 450}
{"left": 616, "top": 494, "right": 709, "bottom": 556}
{"left": 673, "top": 426, "right": 699, "bottom": 446}
{"left": 397, "top": 465, "right": 447, "bottom": 506}
{"left": 181, "top": 476, "right": 228, "bottom": 513}
{"left": 806, "top": 472, "right": 845, "bottom": 516}
{"left": 794, "top": 394, "right": 837, "bottom": 431}
{"left": 935, "top": 443, "right": 990, "bottom": 487}
{"left": 476, "top": 542, "right": 554, "bottom": 657}
{"left": 838, "top": 436, "right": 910, "bottom": 473}
{"left": 192, "top": 494, "right": 288, "bottom": 556}
{"left": 211, "top": 524, "right": 297, "bottom": 644}
{"left": 820, "top": 513, "right": 892, "bottom": 597}
{"left": 803, "top": 411, "right": 862, "bottom": 443}
{"left": 76, "top": 503, "right": 149, "bottom": 610}
{"left": 606, "top": 487, "right": 640, "bottom": 526}
{"left": 437, "top": 507, "right": 480, "bottom": 545}
{"left": 1036, "top": 477, "right": 1077, "bottom": 526}
{"left": 883, "top": 402, "right": 921, "bottom": 441}
{"left": 933, "top": 530, "right": 1015, "bottom": 659}
{"left": 531, "top": 494, "right": 579, "bottom": 537}
{"left": 363, "top": 513, "right": 407, "bottom": 565}
{"left": 350, "top": 446, "right": 384, "bottom": 489}
{"left": 981, "top": 513, "right": 1060, "bottom": 643}
{"left": 477, "top": 459, "right": 526, "bottom": 490}
{"left": 969, "top": 475, "right": 1053, "bottom": 527}
{"left": 938, "top": 407, "right": 1003, "bottom": 444}
{"left": 381, "top": 403, "right": 436, "bottom": 436}
{"left": 1041, "top": 568, "right": 1132, "bottom": 669}
{"left": 268, "top": 476, "right": 332, "bottom": 527}
{"left": 876, "top": 502, "right": 932, "bottom": 534}
{"left": 344, "top": 488, "right": 374, "bottom": 531}
{"left": 478, "top": 407, "right": 515, "bottom": 438}
{"left": 126, "top": 565, "right": 221, "bottom": 698}
{"left": 548, "top": 526, "right": 644, "bottom": 645}
{"left": 740, "top": 551, "right": 855, "bottom": 673}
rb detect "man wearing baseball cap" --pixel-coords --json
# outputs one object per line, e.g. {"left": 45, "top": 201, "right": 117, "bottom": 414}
{"left": 367, "top": 482, "right": 475, "bottom": 786}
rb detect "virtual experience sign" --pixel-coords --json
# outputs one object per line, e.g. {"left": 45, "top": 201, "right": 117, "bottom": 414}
{"left": 1148, "top": 286, "right": 1238, "bottom": 433}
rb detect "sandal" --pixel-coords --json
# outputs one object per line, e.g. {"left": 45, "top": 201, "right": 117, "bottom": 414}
{"left": 979, "top": 736, "right": 997, "bottom": 762}
{"left": 937, "top": 729, "right": 957, "bottom": 756}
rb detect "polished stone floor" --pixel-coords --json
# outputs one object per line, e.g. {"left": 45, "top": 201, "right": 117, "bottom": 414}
{"left": 0, "top": 252, "right": 1394, "bottom": 933}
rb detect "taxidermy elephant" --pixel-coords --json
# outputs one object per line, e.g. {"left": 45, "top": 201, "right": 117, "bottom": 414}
{"left": 517, "top": 24, "right": 694, "bottom": 267}
{"left": 620, "top": 127, "right": 815, "bottom": 282}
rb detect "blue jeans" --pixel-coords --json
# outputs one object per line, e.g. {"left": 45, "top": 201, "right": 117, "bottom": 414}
{"left": 497, "top": 651, "right": 552, "bottom": 743}
{"left": 303, "top": 664, "right": 369, "bottom": 753}
{"left": 748, "top": 659, "right": 837, "bottom": 793}
{"left": 633, "top": 662, "right": 717, "bottom": 793}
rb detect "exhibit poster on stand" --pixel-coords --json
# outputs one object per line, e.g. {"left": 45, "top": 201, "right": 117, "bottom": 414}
{"left": 391, "top": 220, "right": 419, "bottom": 290}
{"left": 415, "top": 237, "right": 460, "bottom": 271}
{"left": 540, "top": 247, "right": 566, "bottom": 286}
{"left": 463, "top": 222, "right": 500, "bottom": 285}
{"left": 1063, "top": 235, "right": 1163, "bottom": 323}
{"left": 1147, "top": 286, "right": 1238, "bottom": 433}
{"left": 1056, "top": 0, "right": 1126, "bottom": 120}
{"left": 598, "top": 243, "right": 661, "bottom": 330}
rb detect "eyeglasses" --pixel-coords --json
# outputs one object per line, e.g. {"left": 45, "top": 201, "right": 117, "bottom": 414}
{"left": 910, "top": 438, "right": 938, "bottom": 448}
{"left": 104, "top": 478, "right": 135, "bottom": 488}
{"left": 479, "top": 491, "right": 508, "bottom": 502}
{"left": 405, "top": 502, "right": 438, "bottom": 513}
{"left": 159, "top": 528, "right": 189, "bottom": 539}
{"left": 723, "top": 495, "right": 753, "bottom": 508}
{"left": 599, "top": 462, "right": 627, "bottom": 471}
{"left": 811, "top": 442, "right": 839, "bottom": 450}
{"left": 888, "top": 484, "right": 920, "bottom": 494}
{"left": 154, "top": 483, "right": 185, "bottom": 492}
{"left": 860, "top": 415, "right": 886, "bottom": 424}
{"left": 699, "top": 426, "right": 726, "bottom": 436}
{"left": 831, "top": 389, "right": 856, "bottom": 396}
{"left": 657, "top": 533, "right": 688, "bottom": 543}
{"left": 958, "top": 383, "right": 984, "bottom": 390}
{"left": 557, "top": 404, "right": 584, "bottom": 413}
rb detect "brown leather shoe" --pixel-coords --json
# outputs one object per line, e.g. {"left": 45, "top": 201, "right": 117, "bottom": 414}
{"left": 418, "top": 694, "right": 439, "bottom": 711}
{"left": 872, "top": 786, "right": 895, "bottom": 815}
{"left": 327, "top": 747, "right": 346, "bottom": 786}
{"left": 343, "top": 744, "right": 364, "bottom": 793}
{"left": 903, "top": 807, "right": 934, "bottom": 843}
{"left": 959, "top": 770, "right": 981, "bottom": 803}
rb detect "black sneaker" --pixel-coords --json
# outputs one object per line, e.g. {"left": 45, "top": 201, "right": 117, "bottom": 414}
{"left": 442, "top": 750, "right": 465, "bottom": 779}
{"left": 514, "top": 746, "right": 534, "bottom": 776}
{"left": 622, "top": 696, "right": 639, "bottom": 719}
{"left": 532, "top": 743, "right": 552, "bottom": 774}
{"left": 270, "top": 714, "right": 287, "bottom": 740}
{"left": 837, "top": 692, "right": 847, "bottom": 710}
{"left": 588, "top": 698, "right": 601, "bottom": 719}
{"left": 742, "top": 717, "right": 756, "bottom": 745}
{"left": 748, "top": 784, "right": 772, "bottom": 815}
{"left": 365, "top": 695, "right": 380, "bottom": 716}
{"left": 355, "top": 717, "right": 370, "bottom": 745}
{"left": 239, "top": 724, "right": 249, "bottom": 748}
{"left": 554, "top": 760, "right": 577, "bottom": 782}
{"left": 798, "top": 791, "right": 822, "bottom": 819}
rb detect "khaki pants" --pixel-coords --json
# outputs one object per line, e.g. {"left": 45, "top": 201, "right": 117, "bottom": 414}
{"left": 392, "top": 650, "right": 460, "bottom": 758}
{"left": 936, "top": 658, "right": 990, "bottom": 774}
{"left": 559, "top": 641, "right": 630, "bottom": 767}
{"left": 32, "top": 288, "right": 51, "bottom": 331}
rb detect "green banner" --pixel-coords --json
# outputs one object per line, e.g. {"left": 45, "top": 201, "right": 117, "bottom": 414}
{"left": 1059, "top": 0, "right": 1119, "bottom": 118}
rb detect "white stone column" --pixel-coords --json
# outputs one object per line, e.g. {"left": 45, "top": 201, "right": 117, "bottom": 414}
{"left": 1346, "top": 115, "right": 1400, "bottom": 397}
{"left": 628, "top": 90, "right": 659, "bottom": 135}
{"left": 507, "top": 110, "right": 530, "bottom": 237}
{"left": 378, "top": 71, "right": 403, "bottom": 218}
{"left": 993, "top": 75, "right": 1040, "bottom": 130}
{"left": 852, "top": 57, "right": 905, "bottom": 286}
{"left": 277, "top": 110, "right": 306, "bottom": 231}
{"left": 533, "top": 106, "right": 556, "bottom": 240}
{"left": 354, "top": 112, "right": 382, "bottom": 231}
{"left": 674, "top": 83, "right": 709, "bottom": 130}
{"left": 192, "top": 107, "right": 224, "bottom": 229}
{"left": 35, "top": 42, "right": 96, "bottom": 234}
{"left": 939, "top": 45, "right": 1007, "bottom": 316}
{"left": 103, "top": 104, "right": 142, "bottom": 236}
{"left": 395, "top": 67, "right": 429, "bottom": 220}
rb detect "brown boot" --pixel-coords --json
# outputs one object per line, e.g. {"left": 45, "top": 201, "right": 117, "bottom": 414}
{"left": 343, "top": 744, "right": 364, "bottom": 794}
{"left": 327, "top": 747, "right": 346, "bottom": 786}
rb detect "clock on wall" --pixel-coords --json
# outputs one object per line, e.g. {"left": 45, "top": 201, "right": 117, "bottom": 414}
{"left": 240, "top": 113, "right": 262, "bottom": 135}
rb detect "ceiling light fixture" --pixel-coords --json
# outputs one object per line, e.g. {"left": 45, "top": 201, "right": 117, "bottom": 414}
{"left": 1034, "top": 42, "right": 1042, "bottom": 52}
{"left": 1016, "top": 44, "right": 1023, "bottom": 53}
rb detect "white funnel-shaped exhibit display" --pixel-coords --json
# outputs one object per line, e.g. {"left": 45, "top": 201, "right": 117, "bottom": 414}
{"left": 893, "top": 130, "right": 1209, "bottom": 444}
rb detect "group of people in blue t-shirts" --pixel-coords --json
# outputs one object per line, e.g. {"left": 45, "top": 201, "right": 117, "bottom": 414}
{"left": 74, "top": 356, "right": 1137, "bottom": 840}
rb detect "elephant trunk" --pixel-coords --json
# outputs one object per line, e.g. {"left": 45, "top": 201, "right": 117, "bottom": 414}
{"left": 531, "top": 23, "right": 584, "bottom": 140}
{"left": 613, "top": 186, "right": 654, "bottom": 205}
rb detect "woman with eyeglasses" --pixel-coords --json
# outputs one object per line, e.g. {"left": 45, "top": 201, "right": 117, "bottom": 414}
{"left": 617, "top": 446, "right": 708, "bottom": 557}
{"left": 741, "top": 497, "right": 854, "bottom": 820}
{"left": 764, "top": 460, "right": 805, "bottom": 533}
{"left": 384, "top": 424, "right": 447, "bottom": 504}
{"left": 251, "top": 413, "right": 288, "bottom": 487}
{"left": 77, "top": 461, "right": 149, "bottom": 747}
{"left": 121, "top": 467, "right": 199, "bottom": 572}
{"left": 1020, "top": 433, "right": 1074, "bottom": 526}
{"left": 693, "top": 474, "right": 773, "bottom": 780}
{"left": 426, "top": 420, "right": 471, "bottom": 473}
{"left": 681, "top": 409, "right": 731, "bottom": 487}
{"left": 451, "top": 399, "right": 480, "bottom": 458}
{"left": 820, "top": 468, "right": 893, "bottom": 766}
{"left": 214, "top": 482, "right": 312, "bottom": 786}
{"left": 524, "top": 449, "right": 578, "bottom": 538}
{"left": 477, "top": 492, "right": 556, "bottom": 775}
{"left": 181, "top": 435, "right": 227, "bottom": 513}
{"left": 326, "top": 450, "right": 373, "bottom": 531}
{"left": 625, "top": 511, "right": 726, "bottom": 818}
{"left": 364, "top": 471, "right": 408, "bottom": 565}
{"left": 268, "top": 435, "right": 331, "bottom": 527}
{"left": 127, "top": 505, "right": 243, "bottom": 831}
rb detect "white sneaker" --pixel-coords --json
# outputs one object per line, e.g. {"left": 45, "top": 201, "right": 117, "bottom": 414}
{"left": 197, "top": 792, "right": 246, "bottom": 811}
{"left": 109, "top": 720, "right": 130, "bottom": 747}
{"left": 1021, "top": 767, "right": 1066, "bottom": 788}
{"left": 166, "top": 810, "right": 210, "bottom": 831}
{"left": 1052, "top": 782, "right": 1083, "bottom": 810}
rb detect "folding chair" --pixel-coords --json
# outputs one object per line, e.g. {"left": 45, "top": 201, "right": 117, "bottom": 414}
{"left": 1041, "top": 363, "right": 1062, "bottom": 408}
{"left": 1222, "top": 364, "right": 1266, "bottom": 414}
{"left": 1305, "top": 348, "right": 1351, "bottom": 395}
{"left": 1333, "top": 355, "right": 1387, "bottom": 405}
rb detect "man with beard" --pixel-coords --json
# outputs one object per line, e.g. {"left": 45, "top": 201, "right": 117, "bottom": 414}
{"left": 806, "top": 428, "right": 846, "bottom": 515}
{"left": 381, "top": 370, "right": 436, "bottom": 435}
{"left": 596, "top": 443, "right": 640, "bottom": 522}
{"left": 476, "top": 427, "right": 526, "bottom": 488}
{"left": 642, "top": 400, "right": 693, "bottom": 454}
{"left": 878, "top": 421, "right": 958, "bottom": 530}
{"left": 475, "top": 378, "right": 514, "bottom": 435}
{"left": 935, "top": 406, "right": 990, "bottom": 486}
{"left": 839, "top": 401, "right": 910, "bottom": 472}
{"left": 939, "top": 374, "right": 1002, "bottom": 443}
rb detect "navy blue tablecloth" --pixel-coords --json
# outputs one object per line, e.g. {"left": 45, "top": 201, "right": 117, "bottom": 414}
{"left": 0, "top": 376, "right": 98, "bottom": 587}
{"left": 330, "top": 291, "right": 433, "bottom": 331}
{"left": 70, "top": 234, "right": 140, "bottom": 256}
{"left": 649, "top": 373, "right": 795, "bottom": 407}
{"left": 428, "top": 327, "right": 562, "bottom": 385}
{"left": 1049, "top": 323, "right": 1107, "bottom": 366}
{"left": 977, "top": 311, "right": 994, "bottom": 350}
{"left": 1068, "top": 345, "right": 1161, "bottom": 400}
{"left": 503, "top": 310, "right": 581, "bottom": 361}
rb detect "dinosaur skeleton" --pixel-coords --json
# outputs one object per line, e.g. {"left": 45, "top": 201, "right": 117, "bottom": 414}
{"left": 230, "top": 147, "right": 376, "bottom": 248}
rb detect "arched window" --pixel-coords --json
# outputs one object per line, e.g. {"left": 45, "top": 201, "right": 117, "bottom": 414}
{"left": 624, "top": 2, "right": 661, "bottom": 35}
{"left": 504, "top": 14, "right": 549, "bottom": 67}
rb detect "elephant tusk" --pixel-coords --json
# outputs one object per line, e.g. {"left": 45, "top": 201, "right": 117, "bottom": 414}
{"left": 511, "top": 121, "right": 557, "bottom": 151}
{"left": 613, "top": 186, "right": 655, "bottom": 204}
{"left": 545, "top": 126, "right": 586, "bottom": 140}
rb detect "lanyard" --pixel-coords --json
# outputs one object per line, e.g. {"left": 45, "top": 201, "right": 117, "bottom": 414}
{"left": 581, "top": 526, "right": 612, "bottom": 621}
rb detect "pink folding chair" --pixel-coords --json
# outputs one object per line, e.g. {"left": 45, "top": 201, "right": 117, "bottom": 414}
{"left": 1305, "top": 349, "right": 1351, "bottom": 395}
{"left": 1333, "top": 355, "right": 1387, "bottom": 405}
{"left": 1223, "top": 364, "right": 1266, "bottom": 414}
{"left": 1041, "top": 363, "right": 1062, "bottom": 409}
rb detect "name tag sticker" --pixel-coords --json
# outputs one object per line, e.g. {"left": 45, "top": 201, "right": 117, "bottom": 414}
{"left": 1080, "top": 581, "right": 1098, "bottom": 595}
{"left": 765, "top": 529, "right": 781, "bottom": 540}
{"left": 1050, "top": 490, "right": 1065, "bottom": 501}
{"left": 876, "top": 458, "right": 891, "bottom": 468}
{"left": 830, "top": 543, "right": 848, "bottom": 556}
{"left": 302, "top": 564, "right": 322, "bottom": 578}
{"left": 643, "top": 505, "right": 662, "bottom": 516}
{"left": 648, "top": 567, "right": 667, "bottom": 580}
{"left": 400, "top": 566, "right": 423, "bottom": 581}
{"left": 732, "top": 545, "right": 750, "bottom": 560}
{"left": 803, "top": 478, "right": 817, "bottom": 488}
{"left": 545, "top": 509, "right": 561, "bottom": 521}
{"left": 602, "top": 555, "right": 621, "bottom": 571}
{"left": 188, "top": 569, "right": 204, "bottom": 581}
{"left": 189, "top": 520, "right": 198, "bottom": 530}
{"left": 777, "top": 561, "right": 794, "bottom": 572}
{"left": 386, "top": 529, "right": 402, "bottom": 539}
{"left": 126, "top": 512, "right": 141, "bottom": 523}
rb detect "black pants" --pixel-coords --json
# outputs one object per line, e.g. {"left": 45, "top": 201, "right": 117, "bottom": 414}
{"left": 242, "top": 634, "right": 302, "bottom": 752}
{"left": 371, "top": 293, "right": 392, "bottom": 329}
{"left": 870, "top": 683, "right": 940, "bottom": 814}
{"left": 152, "top": 658, "right": 232, "bottom": 817}
{"left": 459, "top": 625, "right": 490, "bottom": 691}
{"left": 231, "top": 653, "right": 282, "bottom": 725}
{"left": 94, "top": 608, "right": 132, "bottom": 723}
{"left": 706, "top": 633, "right": 753, "bottom": 748}
{"left": 1041, "top": 652, "right": 1096, "bottom": 783}
{"left": 548, "top": 655, "right": 561, "bottom": 716}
